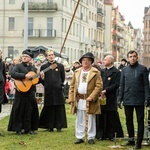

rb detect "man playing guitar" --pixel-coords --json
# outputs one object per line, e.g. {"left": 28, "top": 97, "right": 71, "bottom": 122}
{"left": 8, "top": 49, "right": 39, "bottom": 135}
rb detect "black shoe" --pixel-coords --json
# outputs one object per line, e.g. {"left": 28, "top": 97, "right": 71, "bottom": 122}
{"left": 88, "top": 139, "right": 95, "bottom": 144}
{"left": 47, "top": 128, "right": 54, "bottom": 132}
{"left": 57, "top": 128, "right": 61, "bottom": 132}
{"left": 16, "top": 131, "right": 22, "bottom": 135}
{"left": 97, "top": 137, "right": 103, "bottom": 141}
{"left": 109, "top": 138, "right": 114, "bottom": 142}
{"left": 24, "top": 130, "right": 29, "bottom": 134}
{"left": 29, "top": 131, "right": 37, "bottom": 135}
{"left": 74, "top": 139, "right": 84, "bottom": 144}
{"left": 133, "top": 143, "right": 141, "bottom": 149}
{"left": 121, "top": 141, "right": 135, "bottom": 146}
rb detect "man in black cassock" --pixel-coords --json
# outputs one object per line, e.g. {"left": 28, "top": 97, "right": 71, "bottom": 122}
{"left": 39, "top": 49, "right": 67, "bottom": 132}
{"left": 96, "top": 54, "right": 124, "bottom": 141}
{"left": 8, "top": 49, "right": 39, "bottom": 135}
{"left": 0, "top": 50, "right": 6, "bottom": 113}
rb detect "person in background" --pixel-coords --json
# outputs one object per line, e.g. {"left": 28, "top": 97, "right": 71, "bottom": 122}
{"left": 34, "top": 58, "right": 44, "bottom": 104}
{"left": 68, "top": 52, "right": 102, "bottom": 144}
{"left": 5, "top": 57, "right": 12, "bottom": 75}
{"left": 9, "top": 57, "right": 21, "bottom": 75}
{"left": 96, "top": 55, "right": 124, "bottom": 141}
{"left": 118, "top": 58, "right": 127, "bottom": 71}
{"left": 118, "top": 50, "right": 150, "bottom": 149}
{"left": 72, "top": 60, "right": 81, "bottom": 71}
{"left": 63, "top": 64, "right": 74, "bottom": 99}
{"left": 39, "top": 49, "right": 67, "bottom": 132}
{"left": 8, "top": 49, "right": 39, "bottom": 135}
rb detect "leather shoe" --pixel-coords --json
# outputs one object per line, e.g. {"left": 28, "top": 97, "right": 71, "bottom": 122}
{"left": 16, "top": 131, "right": 22, "bottom": 135}
{"left": 57, "top": 128, "right": 61, "bottom": 132}
{"left": 74, "top": 139, "right": 84, "bottom": 144}
{"left": 97, "top": 137, "right": 103, "bottom": 141}
{"left": 88, "top": 139, "right": 95, "bottom": 144}
{"left": 47, "top": 128, "right": 54, "bottom": 132}
{"left": 121, "top": 141, "right": 135, "bottom": 146}
{"left": 133, "top": 143, "right": 141, "bottom": 149}
{"left": 29, "top": 131, "right": 37, "bottom": 135}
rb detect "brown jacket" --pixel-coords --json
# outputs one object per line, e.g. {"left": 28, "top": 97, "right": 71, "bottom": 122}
{"left": 68, "top": 67, "right": 103, "bottom": 114}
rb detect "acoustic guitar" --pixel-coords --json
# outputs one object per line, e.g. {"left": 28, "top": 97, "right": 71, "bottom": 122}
{"left": 14, "top": 63, "right": 57, "bottom": 92}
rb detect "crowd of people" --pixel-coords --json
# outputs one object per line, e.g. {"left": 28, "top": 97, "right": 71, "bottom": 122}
{"left": 0, "top": 48, "right": 150, "bottom": 149}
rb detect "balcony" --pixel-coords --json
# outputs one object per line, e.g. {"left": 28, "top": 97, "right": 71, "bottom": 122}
{"left": 113, "top": 30, "right": 123, "bottom": 38}
{"left": 97, "top": 22, "right": 105, "bottom": 29}
{"left": 40, "top": 29, "right": 56, "bottom": 37}
{"left": 97, "top": 8, "right": 104, "bottom": 16}
{"left": 21, "top": 2, "right": 58, "bottom": 11}
{"left": 113, "top": 19, "right": 124, "bottom": 30}
{"left": 113, "top": 40, "right": 123, "bottom": 48}
{"left": 22, "top": 29, "right": 56, "bottom": 37}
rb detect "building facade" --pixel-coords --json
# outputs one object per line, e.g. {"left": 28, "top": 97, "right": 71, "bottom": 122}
{"left": 143, "top": 6, "right": 150, "bottom": 67}
{"left": 0, "top": 0, "right": 105, "bottom": 64}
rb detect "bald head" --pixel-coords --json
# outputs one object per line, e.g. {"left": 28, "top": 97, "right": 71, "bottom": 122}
{"left": 103, "top": 55, "right": 114, "bottom": 67}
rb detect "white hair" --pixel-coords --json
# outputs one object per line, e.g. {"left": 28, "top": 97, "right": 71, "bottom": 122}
{"left": 105, "top": 55, "right": 114, "bottom": 64}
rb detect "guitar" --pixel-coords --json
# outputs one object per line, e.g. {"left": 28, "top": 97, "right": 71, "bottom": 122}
{"left": 14, "top": 63, "right": 57, "bottom": 92}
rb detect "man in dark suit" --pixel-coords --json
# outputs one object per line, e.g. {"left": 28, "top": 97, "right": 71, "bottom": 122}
{"left": 118, "top": 50, "right": 150, "bottom": 149}
{"left": 96, "top": 54, "right": 124, "bottom": 141}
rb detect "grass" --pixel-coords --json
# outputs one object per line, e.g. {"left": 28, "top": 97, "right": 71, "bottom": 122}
{"left": 0, "top": 103, "right": 149, "bottom": 150}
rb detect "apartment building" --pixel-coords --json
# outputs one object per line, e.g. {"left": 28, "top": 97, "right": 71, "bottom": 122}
{"left": 143, "top": 6, "right": 150, "bottom": 67}
{"left": 112, "top": 6, "right": 125, "bottom": 62}
{"left": 0, "top": 0, "right": 105, "bottom": 64}
{"left": 104, "top": 0, "right": 126, "bottom": 62}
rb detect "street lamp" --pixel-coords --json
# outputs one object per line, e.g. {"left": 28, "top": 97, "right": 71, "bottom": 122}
{"left": 24, "top": 0, "right": 28, "bottom": 50}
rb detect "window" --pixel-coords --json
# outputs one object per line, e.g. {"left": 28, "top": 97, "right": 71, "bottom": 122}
{"left": 9, "top": 17, "right": 15, "bottom": 31}
{"left": 47, "top": 17, "right": 53, "bottom": 36}
{"left": 47, "top": 0, "right": 53, "bottom": 3}
{"left": 8, "top": 46, "right": 14, "bottom": 58}
{"left": 9, "top": 0, "right": 15, "bottom": 4}
{"left": 28, "top": 17, "right": 34, "bottom": 36}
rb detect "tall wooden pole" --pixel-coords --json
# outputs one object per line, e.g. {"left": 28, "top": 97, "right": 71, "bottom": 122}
{"left": 60, "top": 0, "right": 81, "bottom": 56}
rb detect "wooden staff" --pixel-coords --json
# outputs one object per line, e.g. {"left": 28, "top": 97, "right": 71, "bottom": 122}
{"left": 84, "top": 100, "right": 89, "bottom": 144}
{"left": 59, "top": 0, "right": 81, "bottom": 56}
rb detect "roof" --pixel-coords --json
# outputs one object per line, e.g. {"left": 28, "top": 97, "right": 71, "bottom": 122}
{"left": 31, "top": 46, "right": 68, "bottom": 59}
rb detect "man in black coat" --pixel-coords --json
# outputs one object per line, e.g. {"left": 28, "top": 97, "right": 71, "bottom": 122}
{"left": 8, "top": 49, "right": 39, "bottom": 135}
{"left": 96, "top": 54, "right": 124, "bottom": 141}
{"left": 0, "top": 50, "right": 6, "bottom": 113}
{"left": 39, "top": 49, "right": 67, "bottom": 132}
{"left": 118, "top": 50, "right": 150, "bottom": 149}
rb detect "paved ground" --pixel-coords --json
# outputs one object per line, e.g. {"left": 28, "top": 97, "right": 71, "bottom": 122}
{"left": 0, "top": 104, "right": 12, "bottom": 120}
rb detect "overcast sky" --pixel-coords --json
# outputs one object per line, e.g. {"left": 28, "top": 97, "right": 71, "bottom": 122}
{"left": 114, "top": 0, "right": 150, "bottom": 29}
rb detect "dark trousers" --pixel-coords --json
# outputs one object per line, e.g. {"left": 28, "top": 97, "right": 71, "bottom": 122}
{"left": 124, "top": 105, "right": 144, "bottom": 144}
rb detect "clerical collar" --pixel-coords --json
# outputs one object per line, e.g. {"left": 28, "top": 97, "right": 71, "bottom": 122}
{"left": 48, "top": 60, "right": 56, "bottom": 64}
{"left": 22, "top": 62, "right": 30, "bottom": 66}
{"left": 106, "top": 65, "right": 113, "bottom": 70}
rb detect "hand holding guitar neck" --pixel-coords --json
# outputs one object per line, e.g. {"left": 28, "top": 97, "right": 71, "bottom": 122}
{"left": 40, "top": 63, "right": 57, "bottom": 80}
{"left": 40, "top": 71, "right": 45, "bottom": 80}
